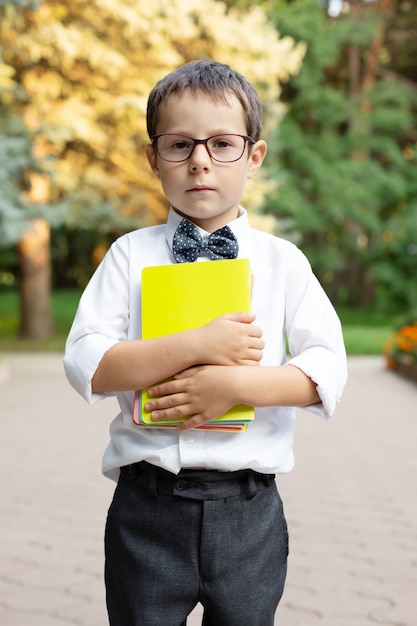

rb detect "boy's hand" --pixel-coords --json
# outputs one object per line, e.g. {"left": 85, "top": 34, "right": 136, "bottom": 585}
{"left": 194, "top": 312, "right": 264, "bottom": 366}
{"left": 144, "top": 365, "right": 243, "bottom": 431}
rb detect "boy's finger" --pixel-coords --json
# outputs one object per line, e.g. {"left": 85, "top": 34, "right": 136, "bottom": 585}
{"left": 222, "top": 311, "right": 256, "bottom": 323}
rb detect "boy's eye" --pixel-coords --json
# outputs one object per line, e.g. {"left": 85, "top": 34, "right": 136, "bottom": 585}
{"left": 212, "top": 139, "right": 232, "bottom": 149}
{"left": 209, "top": 136, "right": 242, "bottom": 153}
{"left": 170, "top": 138, "right": 192, "bottom": 151}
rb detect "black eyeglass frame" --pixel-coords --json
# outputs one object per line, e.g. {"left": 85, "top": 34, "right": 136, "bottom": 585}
{"left": 151, "top": 133, "right": 256, "bottom": 163}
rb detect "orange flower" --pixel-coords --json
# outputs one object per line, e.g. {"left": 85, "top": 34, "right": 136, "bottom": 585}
{"left": 383, "top": 320, "right": 417, "bottom": 370}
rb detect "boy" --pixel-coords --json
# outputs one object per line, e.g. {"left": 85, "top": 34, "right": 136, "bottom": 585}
{"left": 64, "top": 60, "right": 347, "bottom": 626}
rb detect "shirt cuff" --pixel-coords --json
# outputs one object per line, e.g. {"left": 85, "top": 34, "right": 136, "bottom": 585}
{"left": 286, "top": 347, "right": 347, "bottom": 420}
{"left": 63, "top": 334, "right": 120, "bottom": 404}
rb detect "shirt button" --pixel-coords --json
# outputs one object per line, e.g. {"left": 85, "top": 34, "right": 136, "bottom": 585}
{"left": 184, "top": 434, "right": 194, "bottom": 444}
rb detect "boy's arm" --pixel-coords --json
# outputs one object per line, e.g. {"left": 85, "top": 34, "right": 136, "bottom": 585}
{"left": 144, "top": 363, "right": 319, "bottom": 431}
{"left": 92, "top": 312, "right": 264, "bottom": 393}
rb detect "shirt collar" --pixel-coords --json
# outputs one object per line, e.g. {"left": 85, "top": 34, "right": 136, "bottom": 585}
{"left": 165, "top": 207, "right": 252, "bottom": 259}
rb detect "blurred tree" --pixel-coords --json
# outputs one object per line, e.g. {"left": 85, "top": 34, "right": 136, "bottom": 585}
{"left": 0, "top": 0, "right": 305, "bottom": 337}
{"left": 0, "top": 0, "right": 55, "bottom": 337}
{"left": 264, "top": 0, "right": 417, "bottom": 311}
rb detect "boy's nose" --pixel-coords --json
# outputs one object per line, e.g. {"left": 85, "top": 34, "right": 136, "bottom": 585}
{"left": 188, "top": 143, "right": 211, "bottom": 170}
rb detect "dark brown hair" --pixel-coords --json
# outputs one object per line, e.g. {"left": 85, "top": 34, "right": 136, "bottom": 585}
{"left": 146, "top": 60, "right": 263, "bottom": 141}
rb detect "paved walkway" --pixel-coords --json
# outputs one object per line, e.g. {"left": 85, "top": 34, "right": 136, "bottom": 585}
{"left": 0, "top": 354, "right": 416, "bottom": 625}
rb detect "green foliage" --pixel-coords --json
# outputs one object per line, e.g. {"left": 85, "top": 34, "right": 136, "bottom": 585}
{"left": 264, "top": 0, "right": 417, "bottom": 312}
{"left": 51, "top": 226, "right": 117, "bottom": 288}
{"left": 1, "top": 0, "right": 416, "bottom": 318}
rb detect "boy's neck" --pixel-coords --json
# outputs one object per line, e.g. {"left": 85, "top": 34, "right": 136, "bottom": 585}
{"left": 173, "top": 207, "right": 241, "bottom": 233}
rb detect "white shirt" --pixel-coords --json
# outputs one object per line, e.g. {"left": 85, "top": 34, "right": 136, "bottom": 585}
{"left": 64, "top": 208, "right": 347, "bottom": 481}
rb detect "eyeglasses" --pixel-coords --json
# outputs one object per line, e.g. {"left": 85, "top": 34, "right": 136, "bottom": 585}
{"left": 152, "top": 133, "right": 255, "bottom": 163}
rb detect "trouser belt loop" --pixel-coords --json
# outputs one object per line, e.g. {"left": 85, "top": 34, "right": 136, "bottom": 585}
{"left": 262, "top": 473, "right": 272, "bottom": 486}
{"left": 246, "top": 471, "right": 257, "bottom": 499}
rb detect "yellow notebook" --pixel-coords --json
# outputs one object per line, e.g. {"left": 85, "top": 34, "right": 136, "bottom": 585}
{"left": 132, "top": 258, "right": 255, "bottom": 431}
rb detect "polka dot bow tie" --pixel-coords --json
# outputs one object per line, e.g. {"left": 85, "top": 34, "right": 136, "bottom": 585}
{"left": 172, "top": 218, "right": 239, "bottom": 263}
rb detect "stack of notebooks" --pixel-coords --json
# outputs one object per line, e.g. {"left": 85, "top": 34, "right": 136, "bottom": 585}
{"left": 132, "top": 258, "right": 254, "bottom": 432}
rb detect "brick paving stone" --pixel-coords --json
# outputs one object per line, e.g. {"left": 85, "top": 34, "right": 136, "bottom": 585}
{"left": 0, "top": 612, "right": 75, "bottom": 626}
{"left": 1, "top": 353, "right": 416, "bottom": 625}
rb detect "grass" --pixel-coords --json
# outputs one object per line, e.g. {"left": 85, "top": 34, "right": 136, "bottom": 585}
{"left": 0, "top": 289, "right": 80, "bottom": 352}
{"left": 0, "top": 289, "right": 397, "bottom": 355}
{"left": 338, "top": 308, "right": 396, "bottom": 356}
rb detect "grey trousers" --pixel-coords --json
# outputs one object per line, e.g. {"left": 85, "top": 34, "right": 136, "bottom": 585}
{"left": 105, "top": 462, "right": 288, "bottom": 626}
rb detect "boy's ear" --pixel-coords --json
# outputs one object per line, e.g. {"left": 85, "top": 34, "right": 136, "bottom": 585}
{"left": 145, "top": 143, "right": 160, "bottom": 179}
{"left": 247, "top": 140, "right": 267, "bottom": 179}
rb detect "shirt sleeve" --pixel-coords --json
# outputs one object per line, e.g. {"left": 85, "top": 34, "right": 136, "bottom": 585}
{"left": 284, "top": 248, "right": 347, "bottom": 420}
{"left": 63, "top": 237, "right": 130, "bottom": 404}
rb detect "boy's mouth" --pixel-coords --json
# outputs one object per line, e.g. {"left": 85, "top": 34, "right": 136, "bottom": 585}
{"left": 187, "top": 185, "right": 214, "bottom": 193}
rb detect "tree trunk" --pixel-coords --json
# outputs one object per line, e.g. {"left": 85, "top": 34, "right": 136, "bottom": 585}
{"left": 18, "top": 217, "right": 54, "bottom": 339}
